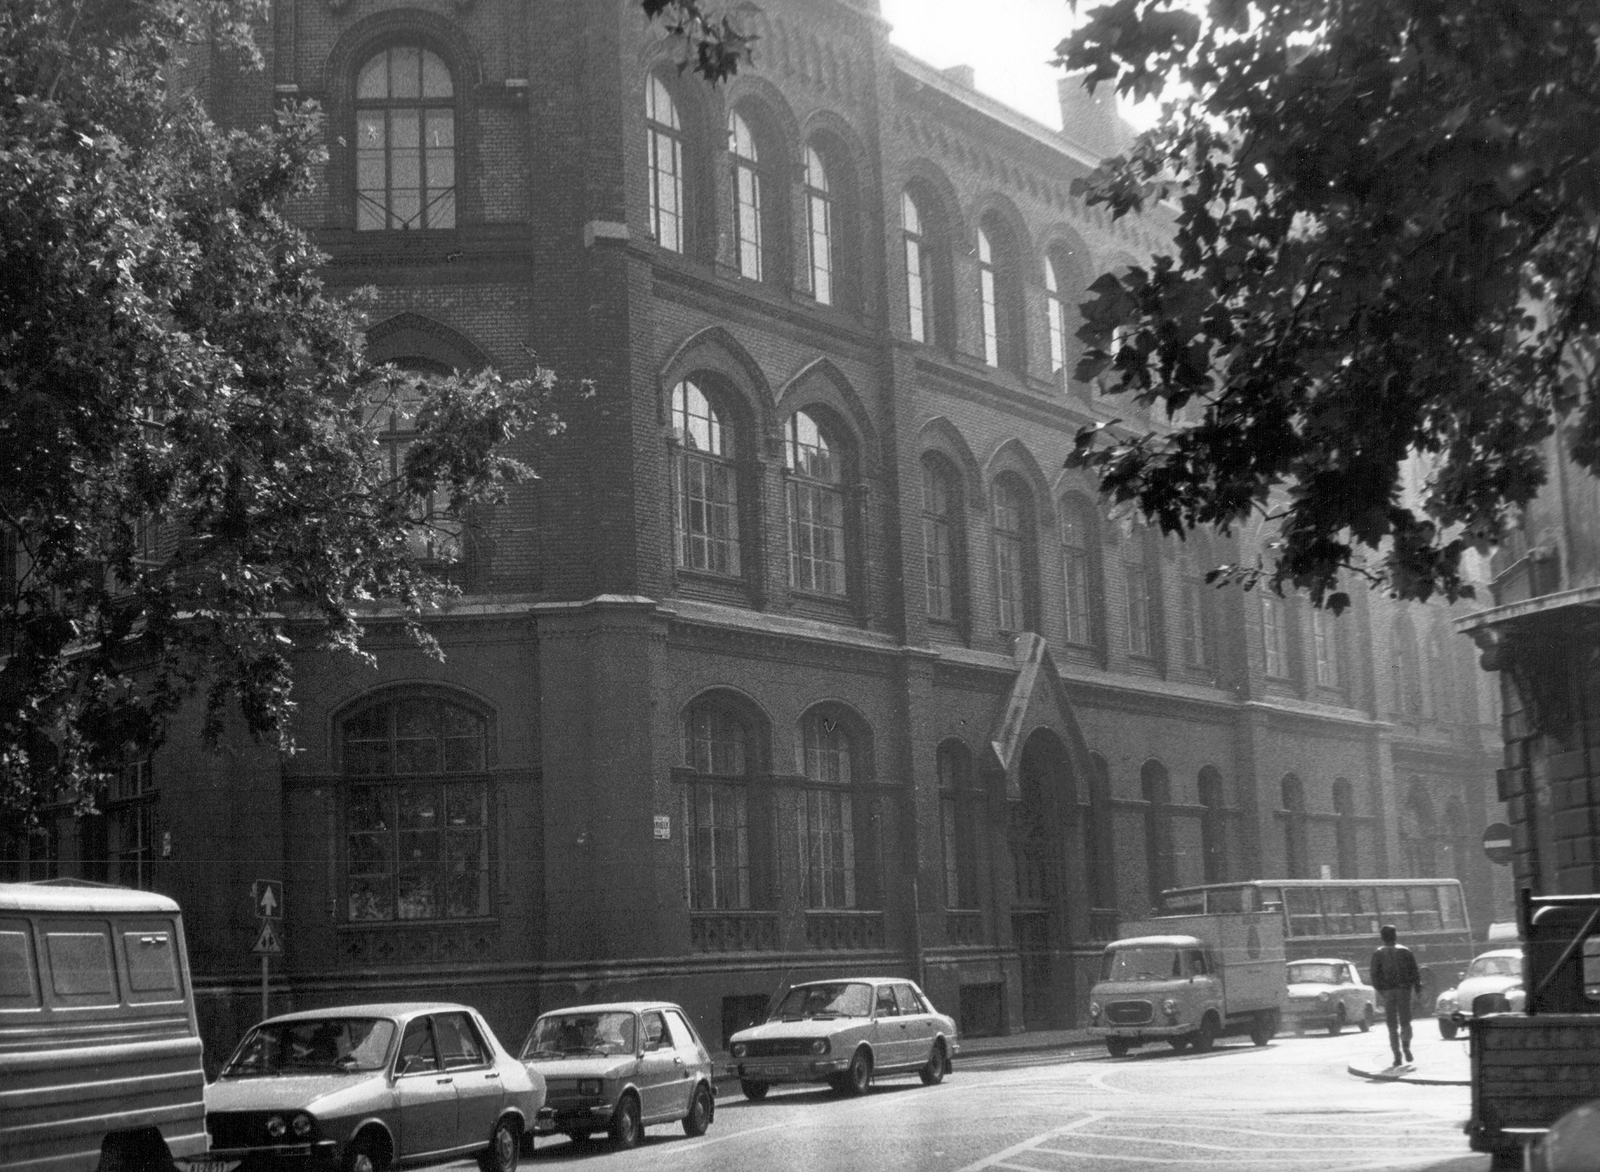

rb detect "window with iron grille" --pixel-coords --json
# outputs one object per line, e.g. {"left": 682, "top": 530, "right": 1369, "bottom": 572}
{"left": 356, "top": 47, "right": 455, "bottom": 231}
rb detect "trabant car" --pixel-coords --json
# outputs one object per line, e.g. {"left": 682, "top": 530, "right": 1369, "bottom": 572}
{"left": 727, "top": 977, "right": 958, "bottom": 1100}
{"left": 1283, "top": 958, "right": 1376, "bottom": 1035}
{"left": 519, "top": 1002, "right": 715, "bottom": 1149}
{"left": 205, "top": 1002, "right": 543, "bottom": 1172}
{"left": 1436, "top": 948, "right": 1525, "bottom": 1038}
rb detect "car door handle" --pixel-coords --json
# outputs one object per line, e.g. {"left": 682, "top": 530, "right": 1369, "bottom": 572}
{"left": 436, "top": 1077, "right": 453, "bottom": 1085}
{"left": 484, "top": 1072, "right": 500, "bottom": 1080}
{"left": 674, "top": 1057, "right": 684, "bottom": 1066}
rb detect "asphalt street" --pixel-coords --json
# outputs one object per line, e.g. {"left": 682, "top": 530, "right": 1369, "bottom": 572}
{"left": 432, "top": 1029, "right": 1495, "bottom": 1172}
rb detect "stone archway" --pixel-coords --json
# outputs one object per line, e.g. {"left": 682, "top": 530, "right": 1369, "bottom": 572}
{"left": 1012, "top": 728, "right": 1077, "bottom": 1029}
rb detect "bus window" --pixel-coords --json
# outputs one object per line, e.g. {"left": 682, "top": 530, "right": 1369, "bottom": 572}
{"left": 1377, "top": 886, "right": 1410, "bottom": 932}
{"left": 1258, "top": 886, "right": 1283, "bottom": 915}
{"left": 1438, "top": 885, "right": 1466, "bottom": 931}
{"left": 1357, "top": 887, "right": 1380, "bottom": 935}
{"left": 1285, "top": 887, "right": 1323, "bottom": 937}
{"left": 1323, "top": 887, "right": 1358, "bottom": 936}
{"left": 1408, "top": 886, "right": 1443, "bottom": 932}
{"left": 1206, "top": 887, "right": 1249, "bottom": 914}
{"left": 1163, "top": 890, "right": 1206, "bottom": 916}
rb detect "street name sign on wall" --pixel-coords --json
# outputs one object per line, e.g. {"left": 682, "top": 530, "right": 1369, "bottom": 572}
{"left": 1483, "top": 822, "right": 1514, "bottom": 866}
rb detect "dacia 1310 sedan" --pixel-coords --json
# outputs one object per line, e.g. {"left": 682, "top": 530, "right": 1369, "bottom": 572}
{"left": 205, "top": 1002, "right": 544, "bottom": 1172}
{"left": 728, "top": 977, "right": 958, "bottom": 1100}
{"left": 519, "top": 1002, "right": 716, "bottom": 1149}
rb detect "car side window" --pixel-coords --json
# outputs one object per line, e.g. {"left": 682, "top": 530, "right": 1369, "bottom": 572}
{"left": 435, "top": 1012, "right": 488, "bottom": 1069}
{"left": 1340, "top": 966, "right": 1353, "bottom": 985}
{"left": 1186, "top": 950, "right": 1209, "bottom": 976}
{"left": 664, "top": 1009, "right": 701, "bottom": 1059}
{"left": 875, "top": 986, "right": 899, "bottom": 1017}
{"left": 397, "top": 1018, "right": 440, "bottom": 1075}
{"left": 893, "top": 984, "right": 922, "bottom": 1015}
{"left": 642, "top": 1011, "right": 671, "bottom": 1052}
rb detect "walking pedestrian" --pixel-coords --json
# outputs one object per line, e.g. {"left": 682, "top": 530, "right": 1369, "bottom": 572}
{"left": 1369, "top": 923, "right": 1423, "bottom": 1066}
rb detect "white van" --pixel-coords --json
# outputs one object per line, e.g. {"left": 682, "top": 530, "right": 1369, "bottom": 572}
{"left": 0, "top": 881, "right": 209, "bottom": 1172}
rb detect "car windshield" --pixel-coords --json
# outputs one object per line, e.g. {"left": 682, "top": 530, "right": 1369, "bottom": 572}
{"left": 1288, "top": 963, "right": 1342, "bottom": 985}
{"left": 1467, "top": 955, "right": 1522, "bottom": 978}
{"left": 772, "top": 982, "right": 873, "bottom": 1020}
{"left": 522, "top": 1012, "right": 638, "bottom": 1058}
{"left": 1101, "top": 948, "right": 1179, "bottom": 982}
{"left": 220, "top": 1018, "right": 396, "bottom": 1077}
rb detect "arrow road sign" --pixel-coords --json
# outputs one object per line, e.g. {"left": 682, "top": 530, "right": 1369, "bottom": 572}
{"left": 252, "top": 880, "right": 282, "bottom": 919}
{"left": 252, "top": 920, "right": 283, "bottom": 955}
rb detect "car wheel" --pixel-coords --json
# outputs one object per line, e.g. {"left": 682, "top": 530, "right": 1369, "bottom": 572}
{"left": 343, "top": 1133, "right": 389, "bottom": 1172}
{"left": 1439, "top": 1018, "right": 1459, "bottom": 1040}
{"left": 1168, "top": 1036, "right": 1190, "bottom": 1052}
{"left": 919, "top": 1040, "right": 947, "bottom": 1086}
{"left": 740, "top": 1079, "right": 770, "bottom": 1101}
{"left": 1360, "top": 1004, "right": 1374, "bottom": 1033}
{"left": 1328, "top": 1005, "right": 1345, "bottom": 1037}
{"left": 1249, "top": 1013, "right": 1274, "bottom": 1046}
{"left": 478, "top": 1117, "right": 520, "bottom": 1172}
{"left": 1106, "top": 1038, "right": 1130, "bottom": 1058}
{"left": 1192, "top": 1014, "right": 1218, "bottom": 1053}
{"left": 683, "top": 1083, "right": 713, "bottom": 1137}
{"left": 843, "top": 1047, "right": 872, "bottom": 1096}
{"left": 609, "top": 1092, "right": 642, "bottom": 1149}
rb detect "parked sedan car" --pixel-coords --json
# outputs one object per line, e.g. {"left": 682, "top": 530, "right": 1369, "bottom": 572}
{"left": 519, "top": 1002, "right": 715, "bottom": 1149}
{"left": 1284, "top": 958, "right": 1376, "bottom": 1035}
{"left": 206, "top": 1002, "right": 543, "bottom": 1172}
{"left": 727, "top": 977, "right": 958, "bottom": 1100}
{"left": 1435, "top": 948, "right": 1526, "bottom": 1038}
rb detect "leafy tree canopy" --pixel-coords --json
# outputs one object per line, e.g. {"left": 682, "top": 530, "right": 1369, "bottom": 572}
{"left": 1057, "top": 0, "right": 1600, "bottom": 610}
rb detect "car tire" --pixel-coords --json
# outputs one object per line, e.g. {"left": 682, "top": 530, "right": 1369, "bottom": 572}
{"left": 843, "top": 1047, "right": 872, "bottom": 1096}
{"left": 1439, "top": 1018, "right": 1459, "bottom": 1040}
{"left": 609, "top": 1093, "right": 642, "bottom": 1149}
{"left": 1249, "top": 1013, "right": 1274, "bottom": 1047}
{"left": 683, "top": 1083, "right": 713, "bottom": 1137}
{"left": 343, "top": 1134, "right": 389, "bottom": 1172}
{"left": 478, "top": 1118, "right": 520, "bottom": 1172}
{"left": 1168, "top": 1036, "right": 1190, "bottom": 1052}
{"left": 1328, "top": 1006, "right": 1345, "bottom": 1037}
{"left": 740, "top": 1079, "right": 770, "bottom": 1101}
{"left": 1360, "top": 1004, "right": 1374, "bottom": 1033}
{"left": 1106, "top": 1038, "right": 1130, "bottom": 1058}
{"left": 919, "top": 1040, "right": 947, "bottom": 1086}
{"left": 1192, "top": 1014, "right": 1218, "bottom": 1053}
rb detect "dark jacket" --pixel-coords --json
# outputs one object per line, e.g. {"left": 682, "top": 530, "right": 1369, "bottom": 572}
{"left": 1369, "top": 943, "right": 1422, "bottom": 994}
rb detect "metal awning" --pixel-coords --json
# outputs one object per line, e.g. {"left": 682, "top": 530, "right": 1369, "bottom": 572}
{"left": 1453, "top": 583, "right": 1600, "bottom": 634}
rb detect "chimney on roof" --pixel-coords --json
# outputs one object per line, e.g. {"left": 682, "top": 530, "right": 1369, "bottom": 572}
{"left": 1057, "top": 73, "right": 1127, "bottom": 159}
{"left": 941, "top": 64, "right": 976, "bottom": 89}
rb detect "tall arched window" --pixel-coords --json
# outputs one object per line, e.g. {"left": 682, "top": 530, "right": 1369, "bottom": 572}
{"left": 1333, "top": 777, "right": 1358, "bottom": 879}
{"left": 1199, "top": 767, "right": 1226, "bottom": 884}
{"left": 798, "top": 711, "right": 859, "bottom": 908}
{"left": 1392, "top": 614, "right": 1424, "bottom": 716}
{"left": 343, "top": 696, "right": 489, "bottom": 922}
{"left": 922, "top": 456, "right": 961, "bottom": 623}
{"left": 370, "top": 364, "right": 463, "bottom": 563}
{"left": 729, "top": 110, "right": 763, "bottom": 280}
{"left": 1401, "top": 787, "right": 1436, "bottom": 876}
{"left": 1179, "top": 548, "right": 1211, "bottom": 667}
{"left": 786, "top": 410, "right": 848, "bottom": 596}
{"left": 1060, "top": 494, "right": 1097, "bottom": 647}
{"left": 1262, "top": 591, "right": 1290, "bottom": 679}
{"left": 646, "top": 74, "right": 686, "bottom": 251}
{"left": 1426, "top": 628, "right": 1452, "bottom": 721}
{"left": 804, "top": 146, "right": 833, "bottom": 304}
{"left": 1045, "top": 252, "right": 1070, "bottom": 379}
{"left": 993, "top": 476, "right": 1036, "bottom": 632}
{"left": 670, "top": 380, "right": 740, "bottom": 577}
{"left": 356, "top": 46, "right": 456, "bottom": 231}
{"left": 1142, "top": 760, "right": 1174, "bottom": 908}
{"left": 1124, "top": 519, "right": 1157, "bottom": 658}
{"left": 1281, "top": 774, "right": 1308, "bottom": 879}
{"left": 938, "top": 740, "right": 981, "bottom": 910}
{"left": 978, "top": 214, "right": 1025, "bottom": 371}
{"left": 902, "top": 189, "right": 933, "bottom": 343}
{"left": 681, "top": 699, "right": 757, "bottom": 910}
{"left": 1313, "top": 606, "right": 1341, "bottom": 688}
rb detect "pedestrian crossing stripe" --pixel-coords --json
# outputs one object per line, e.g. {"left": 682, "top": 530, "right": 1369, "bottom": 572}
{"left": 253, "top": 920, "right": 283, "bottom": 955}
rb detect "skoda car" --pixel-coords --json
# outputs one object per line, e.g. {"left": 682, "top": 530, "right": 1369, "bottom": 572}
{"left": 206, "top": 1002, "right": 543, "bottom": 1172}
{"left": 1436, "top": 948, "right": 1526, "bottom": 1038}
{"left": 1283, "top": 958, "right": 1376, "bottom": 1035}
{"left": 519, "top": 1002, "right": 715, "bottom": 1149}
{"left": 727, "top": 977, "right": 958, "bottom": 1100}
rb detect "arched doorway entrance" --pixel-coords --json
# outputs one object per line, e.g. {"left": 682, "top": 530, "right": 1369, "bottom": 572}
{"left": 1011, "top": 729, "right": 1077, "bottom": 1029}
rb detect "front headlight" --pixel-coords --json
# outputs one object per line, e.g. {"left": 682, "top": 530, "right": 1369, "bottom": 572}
{"left": 1088, "top": 1001, "right": 1101, "bottom": 1021}
{"left": 731, "top": 1042, "right": 747, "bottom": 1058}
{"left": 1507, "top": 987, "right": 1526, "bottom": 1009}
{"left": 577, "top": 1079, "right": 603, "bottom": 1096}
{"left": 291, "top": 1114, "right": 315, "bottom": 1139}
{"left": 810, "top": 1038, "right": 829, "bottom": 1055}
{"left": 1161, "top": 998, "right": 1178, "bottom": 1016}
{"left": 1436, "top": 992, "right": 1456, "bottom": 1013}
{"left": 265, "top": 1115, "right": 287, "bottom": 1139}
{"left": 1317, "top": 992, "right": 1330, "bottom": 1003}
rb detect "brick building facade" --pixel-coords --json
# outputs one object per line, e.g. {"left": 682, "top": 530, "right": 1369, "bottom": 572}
{"left": 4, "top": 0, "right": 1503, "bottom": 1062}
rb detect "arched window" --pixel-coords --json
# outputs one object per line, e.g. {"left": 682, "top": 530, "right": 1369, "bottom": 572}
{"left": 978, "top": 214, "right": 1025, "bottom": 371}
{"left": 729, "top": 110, "right": 763, "bottom": 280}
{"left": 1060, "top": 494, "right": 1098, "bottom": 647}
{"left": 1046, "top": 252, "right": 1070, "bottom": 379}
{"left": 1123, "top": 519, "right": 1158, "bottom": 658}
{"left": 1199, "top": 767, "right": 1226, "bottom": 884}
{"left": 993, "top": 476, "right": 1036, "bottom": 632}
{"left": 804, "top": 146, "right": 833, "bottom": 304}
{"left": 1142, "top": 760, "right": 1174, "bottom": 908}
{"left": 798, "top": 711, "right": 859, "bottom": 908}
{"left": 1281, "top": 774, "right": 1308, "bottom": 879}
{"left": 1085, "top": 753, "right": 1117, "bottom": 920}
{"left": 1313, "top": 606, "right": 1341, "bottom": 688}
{"left": 1392, "top": 614, "right": 1424, "bottom": 716}
{"left": 1401, "top": 787, "right": 1436, "bottom": 876}
{"left": 369, "top": 363, "right": 463, "bottom": 563}
{"left": 1179, "top": 548, "right": 1211, "bottom": 668}
{"left": 681, "top": 699, "right": 757, "bottom": 910}
{"left": 938, "top": 740, "right": 981, "bottom": 910}
{"left": 1262, "top": 591, "right": 1290, "bottom": 679}
{"left": 902, "top": 189, "right": 933, "bottom": 342}
{"left": 342, "top": 696, "right": 489, "bottom": 922}
{"left": 670, "top": 379, "right": 740, "bottom": 577}
{"left": 646, "top": 74, "right": 686, "bottom": 252}
{"left": 356, "top": 46, "right": 455, "bottom": 231}
{"left": 922, "top": 456, "right": 962, "bottom": 623}
{"left": 1333, "top": 777, "right": 1358, "bottom": 879}
{"left": 786, "top": 410, "right": 848, "bottom": 596}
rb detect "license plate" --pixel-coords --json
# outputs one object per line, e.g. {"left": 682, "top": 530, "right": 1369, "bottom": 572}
{"left": 749, "top": 1065, "right": 789, "bottom": 1077}
{"left": 183, "top": 1161, "right": 239, "bottom": 1172}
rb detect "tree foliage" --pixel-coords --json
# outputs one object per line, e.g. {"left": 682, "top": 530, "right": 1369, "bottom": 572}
{"left": 1058, "top": 0, "right": 1600, "bottom": 608}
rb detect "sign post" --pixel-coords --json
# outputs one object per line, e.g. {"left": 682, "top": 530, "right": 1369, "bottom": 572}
{"left": 251, "top": 881, "right": 283, "bottom": 1021}
{"left": 1483, "top": 822, "right": 1514, "bottom": 866}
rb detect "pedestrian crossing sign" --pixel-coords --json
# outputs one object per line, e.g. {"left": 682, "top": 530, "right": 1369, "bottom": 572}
{"left": 252, "top": 920, "right": 283, "bottom": 955}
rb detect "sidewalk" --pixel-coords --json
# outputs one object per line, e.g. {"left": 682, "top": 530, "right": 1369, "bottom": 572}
{"left": 1347, "top": 1036, "right": 1470, "bottom": 1086}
